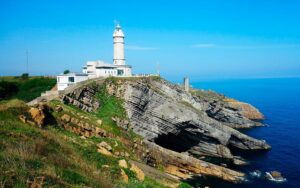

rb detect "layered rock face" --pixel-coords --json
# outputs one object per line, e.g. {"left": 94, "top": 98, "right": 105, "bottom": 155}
{"left": 59, "top": 77, "right": 270, "bottom": 182}
{"left": 61, "top": 85, "right": 100, "bottom": 112}
{"left": 121, "top": 78, "right": 270, "bottom": 159}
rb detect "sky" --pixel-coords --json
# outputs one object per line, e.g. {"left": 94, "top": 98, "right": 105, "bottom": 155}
{"left": 0, "top": 0, "right": 300, "bottom": 82}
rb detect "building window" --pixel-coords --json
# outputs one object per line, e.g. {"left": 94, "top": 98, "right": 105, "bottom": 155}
{"left": 117, "top": 69, "right": 124, "bottom": 76}
{"left": 68, "top": 77, "right": 75, "bottom": 83}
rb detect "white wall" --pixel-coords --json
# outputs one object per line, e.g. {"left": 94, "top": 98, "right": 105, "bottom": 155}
{"left": 113, "top": 36, "right": 125, "bottom": 65}
{"left": 75, "top": 75, "right": 88, "bottom": 83}
{"left": 96, "top": 68, "right": 117, "bottom": 77}
{"left": 57, "top": 75, "right": 88, "bottom": 91}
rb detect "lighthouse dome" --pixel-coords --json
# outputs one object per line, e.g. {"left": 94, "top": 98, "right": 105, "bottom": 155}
{"left": 113, "top": 24, "right": 124, "bottom": 37}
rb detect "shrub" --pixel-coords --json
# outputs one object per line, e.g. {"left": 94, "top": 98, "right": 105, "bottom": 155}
{"left": 21, "top": 73, "right": 29, "bottom": 80}
{"left": 0, "top": 81, "right": 19, "bottom": 100}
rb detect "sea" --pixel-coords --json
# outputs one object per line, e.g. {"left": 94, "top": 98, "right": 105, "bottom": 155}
{"left": 189, "top": 77, "right": 300, "bottom": 188}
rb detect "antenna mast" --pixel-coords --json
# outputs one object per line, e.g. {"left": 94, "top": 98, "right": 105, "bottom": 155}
{"left": 26, "top": 49, "right": 29, "bottom": 74}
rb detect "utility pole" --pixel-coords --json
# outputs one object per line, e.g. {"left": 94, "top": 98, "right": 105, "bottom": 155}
{"left": 26, "top": 49, "right": 29, "bottom": 74}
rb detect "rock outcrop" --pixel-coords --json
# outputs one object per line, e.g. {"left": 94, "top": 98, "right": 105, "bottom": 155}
{"left": 119, "top": 78, "right": 270, "bottom": 160}
{"left": 60, "top": 77, "right": 271, "bottom": 182}
{"left": 19, "top": 103, "right": 55, "bottom": 128}
{"left": 61, "top": 85, "right": 100, "bottom": 112}
{"left": 143, "top": 140, "right": 244, "bottom": 182}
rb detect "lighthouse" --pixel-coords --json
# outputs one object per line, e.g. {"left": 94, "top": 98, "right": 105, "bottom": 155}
{"left": 113, "top": 24, "right": 125, "bottom": 66}
{"left": 112, "top": 24, "right": 132, "bottom": 76}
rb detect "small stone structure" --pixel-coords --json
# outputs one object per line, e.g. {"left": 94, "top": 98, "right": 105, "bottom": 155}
{"left": 183, "top": 77, "right": 189, "bottom": 92}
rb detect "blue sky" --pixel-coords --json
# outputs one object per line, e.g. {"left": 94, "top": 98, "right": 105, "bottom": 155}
{"left": 0, "top": 0, "right": 300, "bottom": 82}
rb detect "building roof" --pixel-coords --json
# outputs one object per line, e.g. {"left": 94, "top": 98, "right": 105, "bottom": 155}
{"left": 58, "top": 72, "right": 88, "bottom": 77}
{"left": 95, "top": 61, "right": 117, "bottom": 68}
{"left": 113, "top": 24, "right": 124, "bottom": 37}
{"left": 116, "top": 64, "right": 132, "bottom": 68}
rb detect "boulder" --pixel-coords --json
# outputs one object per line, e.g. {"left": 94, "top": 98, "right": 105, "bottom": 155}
{"left": 97, "top": 119, "right": 102, "bottom": 125}
{"left": 55, "top": 105, "right": 63, "bottom": 112}
{"left": 97, "top": 147, "right": 112, "bottom": 156}
{"left": 61, "top": 114, "right": 71, "bottom": 123}
{"left": 120, "top": 169, "right": 128, "bottom": 183}
{"left": 97, "top": 141, "right": 112, "bottom": 151}
{"left": 18, "top": 115, "right": 27, "bottom": 123}
{"left": 118, "top": 159, "right": 128, "bottom": 168}
{"left": 265, "top": 171, "right": 286, "bottom": 182}
{"left": 270, "top": 171, "right": 283, "bottom": 179}
{"left": 130, "top": 163, "right": 145, "bottom": 181}
{"left": 29, "top": 106, "right": 46, "bottom": 127}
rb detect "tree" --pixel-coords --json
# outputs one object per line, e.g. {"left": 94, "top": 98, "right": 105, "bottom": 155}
{"left": 63, "top": 70, "right": 70, "bottom": 74}
{"left": 0, "top": 81, "right": 19, "bottom": 99}
{"left": 21, "top": 73, "right": 29, "bottom": 80}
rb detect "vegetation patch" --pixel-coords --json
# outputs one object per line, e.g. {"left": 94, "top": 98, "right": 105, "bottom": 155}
{"left": 0, "top": 76, "right": 56, "bottom": 102}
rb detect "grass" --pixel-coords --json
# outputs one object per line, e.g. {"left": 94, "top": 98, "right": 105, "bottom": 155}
{"left": 0, "top": 100, "right": 114, "bottom": 187}
{"left": 96, "top": 81, "right": 127, "bottom": 123}
{"left": 0, "top": 76, "right": 188, "bottom": 187}
{"left": 191, "top": 89, "right": 226, "bottom": 102}
{"left": 0, "top": 76, "right": 56, "bottom": 102}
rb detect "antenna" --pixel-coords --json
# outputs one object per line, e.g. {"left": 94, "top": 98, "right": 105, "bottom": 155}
{"left": 114, "top": 20, "right": 119, "bottom": 26}
{"left": 26, "top": 49, "right": 29, "bottom": 74}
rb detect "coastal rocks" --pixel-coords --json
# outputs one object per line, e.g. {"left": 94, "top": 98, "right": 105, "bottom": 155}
{"left": 143, "top": 140, "right": 245, "bottom": 182}
{"left": 250, "top": 170, "right": 286, "bottom": 183}
{"left": 265, "top": 171, "right": 286, "bottom": 182}
{"left": 233, "top": 157, "right": 248, "bottom": 166}
{"left": 61, "top": 85, "right": 100, "bottom": 112}
{"left": 206, "top": 100, "right": 262, "bottom": 129}
{"left": 122, "top": 79, "right": 270, "bottom": 161}
{"left": 225, "top": 99, "right": 264, "bottom": 120}
{"left": 59, "top": 77, "right": 270, "bottom": 183}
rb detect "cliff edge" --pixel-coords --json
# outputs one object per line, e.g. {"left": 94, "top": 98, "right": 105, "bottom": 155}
{"left": 60, "top": 76, "right": 270, "bottom": 184}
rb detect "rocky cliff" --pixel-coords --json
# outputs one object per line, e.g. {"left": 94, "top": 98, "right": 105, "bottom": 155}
{"left": 60, "top": 76, "right": 270, "bottom": 183}
{"left": 117, "top": 78, "right": 270, "bottom": 158}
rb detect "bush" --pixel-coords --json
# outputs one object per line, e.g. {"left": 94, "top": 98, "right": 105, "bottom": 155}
{"left": 61, "top": 169, "right": 87, "bottom": 184}
{"left": 0, "top": 81, "right": 19, "bottom": 100}
{"left": 21, "top": 73, "right": 29, "bottom": 79}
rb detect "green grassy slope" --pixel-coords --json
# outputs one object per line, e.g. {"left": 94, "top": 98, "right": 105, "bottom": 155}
{"left": 0, "top": 76, "right": 171, "bottom": 187}
{"left": 0, "top": 76, "right": 56, "bottom": 102}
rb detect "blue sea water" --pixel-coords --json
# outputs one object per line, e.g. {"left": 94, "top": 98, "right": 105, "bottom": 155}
{"left": 191, "top": 78, "right": 300, "bottom": 188}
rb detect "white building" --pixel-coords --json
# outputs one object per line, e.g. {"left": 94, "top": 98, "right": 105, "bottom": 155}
{"left": 113, "top": 24, "right": 132, "bottom": 76}
{"left": 57, "top": 73, "right": 88, "bottom": 91}
{"left": 82, "top": 60, "right": 117, "bottom": 79}
{"left": 57, "top": 24, "right": 133, "bottom": 91}
{"left": 82, "top": 24, "right": 132, "bottom": 78}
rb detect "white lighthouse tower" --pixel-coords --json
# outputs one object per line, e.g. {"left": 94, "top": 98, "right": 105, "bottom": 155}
{"left": 113, "top": 24, "right": 125, "bottom": 66}
{"left": 113, "top": 24, "right": 132, "bottom": 76}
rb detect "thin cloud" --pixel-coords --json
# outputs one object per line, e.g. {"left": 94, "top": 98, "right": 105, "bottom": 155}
{"left": 191, "top": 43, "right": 216, "bottom": 48}
{"left": 220, "top": 44, "right": 300, "bottom": 49}
{"left": 191, "top": 43, "right": 300, "bottom": 49}
{"left": 125, "top": 45, "right": 159, "bottom": 51}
